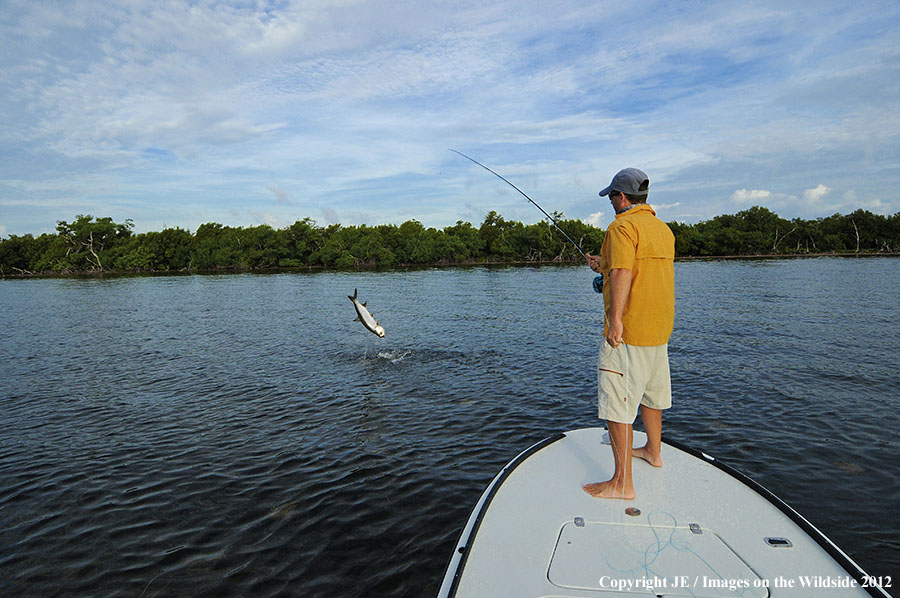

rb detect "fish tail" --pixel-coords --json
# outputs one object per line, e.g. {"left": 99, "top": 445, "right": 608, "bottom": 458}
{"left": 348, "top": 288, "right": 357, "bottom": 301}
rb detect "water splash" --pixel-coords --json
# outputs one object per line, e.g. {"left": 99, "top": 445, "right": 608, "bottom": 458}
{"left": 377, "top": 350, "right": 412, "bottom": 363}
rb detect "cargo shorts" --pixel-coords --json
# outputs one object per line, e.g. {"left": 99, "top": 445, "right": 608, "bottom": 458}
{"left": 597, "top": 342, "right": 671, "bottom": 424}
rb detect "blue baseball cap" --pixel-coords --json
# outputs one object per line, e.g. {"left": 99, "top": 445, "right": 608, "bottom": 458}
{"left": 599, "top": 168, "right": 649, "bottom": 197}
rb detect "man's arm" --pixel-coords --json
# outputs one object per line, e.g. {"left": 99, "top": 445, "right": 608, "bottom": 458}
{"left": 606, "top": 268, "right": 632, "bottom": 348}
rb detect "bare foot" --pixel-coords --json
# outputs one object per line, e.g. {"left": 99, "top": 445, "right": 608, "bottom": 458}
{"left": 632, "top": 445, "right": 662, "bottom": 467}
{"left": 583, "top": 480, "right": 635, "bottom": 500}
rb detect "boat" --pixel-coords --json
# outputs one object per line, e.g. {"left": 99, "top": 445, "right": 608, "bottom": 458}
{"left": 437, "top": 427, "right": 892, "bottom": 597}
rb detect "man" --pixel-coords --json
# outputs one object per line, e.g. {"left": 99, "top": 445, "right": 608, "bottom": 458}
{"left": 583, "top": 167, "right": 675, "bottom": 500}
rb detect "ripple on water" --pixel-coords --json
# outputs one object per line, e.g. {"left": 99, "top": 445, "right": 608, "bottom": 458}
{"left": 1, "top": 262, "right": 898, "bottom": 596}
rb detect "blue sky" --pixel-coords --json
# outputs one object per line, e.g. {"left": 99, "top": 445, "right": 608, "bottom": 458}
{"left": 2, "top": 0, "right": 899, "bottom": 237}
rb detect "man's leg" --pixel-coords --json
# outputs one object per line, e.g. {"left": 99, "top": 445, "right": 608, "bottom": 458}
{"left": 632, "top": 344, "right": 669, "bottom": 467}
{"left": 583, "top": 420, "right": 635, "bottom": 499}
{"left": 632, "top": 406, "right": 663, "bottom": 467}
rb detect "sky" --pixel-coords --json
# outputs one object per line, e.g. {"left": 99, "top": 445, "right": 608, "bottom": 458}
{"left": 1, "top": 0, "right": 899, "bottom": 238}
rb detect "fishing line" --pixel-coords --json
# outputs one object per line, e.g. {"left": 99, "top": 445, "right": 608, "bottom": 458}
{"left": 438, "top": 149, "right": 451, "bottom": 179}
{"left": 453, "top": 149, "right": 684, "bottom": 575}
{"left": 448, "top": 149, "right": 587, "bottom": 258}
{"left": 602, "top": 351, "right": 754, "bottom": 597}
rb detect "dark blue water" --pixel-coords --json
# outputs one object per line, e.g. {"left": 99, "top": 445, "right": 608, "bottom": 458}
{"left": 1, "top": 259, "right": 898, "bottom": 597}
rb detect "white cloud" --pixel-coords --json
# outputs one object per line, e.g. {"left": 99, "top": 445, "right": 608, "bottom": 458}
{"left": 802, "top": 184, "right": 831, "bottom": 203}
{"left": 857, "top": 198, "right": 893, "bottom": 214}
{"left": 585, "top": 211, "right": 607, "bottom": 228}
{"left": 268, "top": 185, "right": 296, "bottom": 205}
{"left": 321, "top": 207, "right": 340, "bottom": 224}
{"left": 731, "top": 189, "right": 772, "bottom": 204}
{"left": 651, "top": 202, "right": 682, "bottom": 213}
{"left": 261, "top": 211, "right": 280, "bottom": 228}
{"left": 246, "top": 210, "right": 282, "bottom": 229}
{"left": 2, "top": 1, "right": 900, "bottom": 235}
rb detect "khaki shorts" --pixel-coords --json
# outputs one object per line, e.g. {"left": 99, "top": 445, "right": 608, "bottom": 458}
{"left": 597, "top": 342, "right": 671, "bottom": 424}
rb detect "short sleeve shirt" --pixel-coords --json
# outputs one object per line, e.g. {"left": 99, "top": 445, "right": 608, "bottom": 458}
{"left": 599, "top": 204, "right": 675, "bottom": 346}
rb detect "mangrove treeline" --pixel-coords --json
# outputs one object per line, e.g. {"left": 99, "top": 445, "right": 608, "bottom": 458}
{"left": 1, "top": 206, "right": 898, "bottom": 276}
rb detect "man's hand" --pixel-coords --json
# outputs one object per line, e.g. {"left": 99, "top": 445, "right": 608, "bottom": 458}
{"left": 585, "top": 252, "right": 602, "bottom": 273}
{"left": 605, "top": 319, "right": 624, "bottom": 348}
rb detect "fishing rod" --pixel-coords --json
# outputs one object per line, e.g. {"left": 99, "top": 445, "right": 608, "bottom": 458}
{"left": 449, "top": 149, "right": 586, "bottom": 258}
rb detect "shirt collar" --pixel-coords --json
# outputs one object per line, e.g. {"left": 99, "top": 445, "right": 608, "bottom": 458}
{"left": 615, "top": 203, "right": 656, "bottom": 219}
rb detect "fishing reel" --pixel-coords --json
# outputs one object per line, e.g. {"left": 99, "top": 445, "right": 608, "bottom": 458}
{"left": 592, "top": 274, "right": 604, "bottom": 294}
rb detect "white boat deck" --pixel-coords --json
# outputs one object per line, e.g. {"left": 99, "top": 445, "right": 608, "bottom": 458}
{"left": 438, "top": 427, "right": 886, "bottom": 598}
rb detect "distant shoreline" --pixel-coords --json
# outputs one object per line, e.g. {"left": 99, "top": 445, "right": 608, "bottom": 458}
{"left": 3, "top": 251, "right": 898, "bottom": 279}
{"left": 4, "top": 208, "right": 898, "bottom": 278}
{"left": 676, "top": 251, "right": 900, "bottom": 261}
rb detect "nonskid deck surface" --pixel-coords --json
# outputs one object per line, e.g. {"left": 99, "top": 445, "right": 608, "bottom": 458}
{"left": 439, "top": 427, "right": 888, "bottom": 598}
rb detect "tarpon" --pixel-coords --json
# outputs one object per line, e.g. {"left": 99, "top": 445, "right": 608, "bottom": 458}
{"left": 348, "top": 288, "right": 385, "bottom": 338}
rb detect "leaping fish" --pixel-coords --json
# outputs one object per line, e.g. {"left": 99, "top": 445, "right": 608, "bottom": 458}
{"left": 348, "top": 288, "right": 385, "bottom": 338}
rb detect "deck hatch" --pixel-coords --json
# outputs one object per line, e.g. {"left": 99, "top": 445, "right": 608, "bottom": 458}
{"left": 548, "top": 520, "right": 769, "bottom": 597}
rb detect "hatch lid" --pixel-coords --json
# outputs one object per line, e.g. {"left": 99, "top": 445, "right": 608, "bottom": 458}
{"left": 548, "top": 520, "right": 768, "bottom": 597}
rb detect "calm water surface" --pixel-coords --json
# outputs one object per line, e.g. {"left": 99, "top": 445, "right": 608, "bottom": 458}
{"left": 1, "top": 258, "right": 898, "bottom": 597}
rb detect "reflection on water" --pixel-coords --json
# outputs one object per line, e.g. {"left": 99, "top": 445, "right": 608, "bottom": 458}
{"left": 1, "top": 259, "right": 898, "bottom": 597}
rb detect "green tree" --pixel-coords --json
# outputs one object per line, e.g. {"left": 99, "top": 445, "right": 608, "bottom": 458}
{"left": 192, "top": 223, "right": 247, "bottom": 269}
{"left": 556, "top": 216, "right": 603, "bottom": 259}
{"left": 310, "top": 224, "right": 347, "bottom": 267}
{"left": 349, "top": 226, "right": 396, "bottom": 266}
{"left": 668, "top": 221, "right": 700, "bottom": 257}
{"left": 394, "top": 220, "right": 425, "bottom": 263}
{"left": 818, "top": 214, "right": 851, "bottom": 252}
{"left": 887, "top": 212, "right": 900, "bottom": 252}
{"left": 479, "top": 211, "right": 517, "bottom": 260}
{"left": 442, "top": 221, "right": 484, "bottom": 261}
{"left": 11, "top": 205, "right": 898, "bottom": 277}
{"left": 284, "top": 218, "right": 323, "bottom": 266}
{"left": 241, "top": 225, "right": 286, "bottom": 268}
{"left": 54, "top": 215, "right": 133, "bottom": 271}
{"left": 115, "top": 235, "right": 156, "bottom": 270}
{"left": 0, "top": 234, "right": 37, "bottom": 275}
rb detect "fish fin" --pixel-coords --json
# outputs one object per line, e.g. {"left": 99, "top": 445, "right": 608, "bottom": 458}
{"left": 362, "top": 301, "right": 367, "bottom": 307}
{"left": 354, "top": 317, "right": 360, "bottom": 322}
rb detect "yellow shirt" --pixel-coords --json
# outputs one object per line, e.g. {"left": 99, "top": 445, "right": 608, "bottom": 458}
{"left": 600, "top": 204, "right": 675, "bottom": 346}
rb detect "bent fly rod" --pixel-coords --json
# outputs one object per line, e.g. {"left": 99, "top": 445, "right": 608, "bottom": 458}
{"left": 449, "top": 149, "right": 586, "bottom": 257}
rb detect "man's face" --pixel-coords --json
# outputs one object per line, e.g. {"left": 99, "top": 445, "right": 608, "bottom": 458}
{"left": 609, "top": 190, "right": 624, "bottom": 212}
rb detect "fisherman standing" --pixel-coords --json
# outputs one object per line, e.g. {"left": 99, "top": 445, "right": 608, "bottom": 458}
{"left": 583, "top": 168, "right": 675, "bottom": 500}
